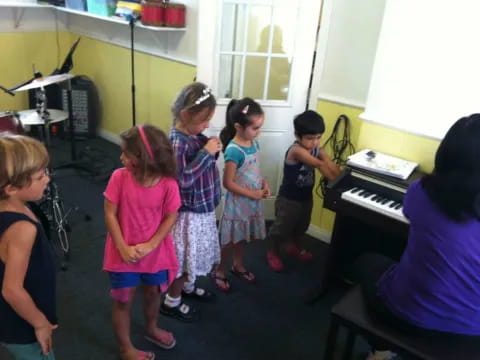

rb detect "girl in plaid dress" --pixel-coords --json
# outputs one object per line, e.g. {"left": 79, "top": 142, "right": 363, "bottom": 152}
{"left": 214, "top": 98, "right": 269, "bottom": 292}
{"left": 160, "top": 82, "right": 222, "bottom": 322}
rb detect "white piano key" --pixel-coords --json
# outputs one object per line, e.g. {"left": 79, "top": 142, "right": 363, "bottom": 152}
{"left": 341, "top": 188, "right": 409, "bottom": 224}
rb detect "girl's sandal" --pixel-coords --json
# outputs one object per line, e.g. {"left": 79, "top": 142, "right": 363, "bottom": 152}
{"left": 120, "top": 350, "right": 155, "bottom": 360}
{"left": 210, "top": 271, "right": 231, "bottom": 292}
{"left": 230, "top": 266, "right": 256, "bottom": 283}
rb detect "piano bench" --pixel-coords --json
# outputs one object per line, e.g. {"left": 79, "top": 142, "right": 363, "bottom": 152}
{"left": 324, "top": 285, "right": 480, "bottom": 360}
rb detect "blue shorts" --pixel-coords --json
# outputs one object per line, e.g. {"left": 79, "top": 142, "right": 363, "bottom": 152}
{"left": 109, "top": 270, "right": 169, "bottom": 289}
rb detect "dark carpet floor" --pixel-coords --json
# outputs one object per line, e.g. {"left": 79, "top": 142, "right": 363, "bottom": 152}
{"left": 0, "top": 136, "right": 369, "bottom": 360}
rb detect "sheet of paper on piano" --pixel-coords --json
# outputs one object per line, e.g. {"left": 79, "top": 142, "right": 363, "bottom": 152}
{"left": 347, "top": 149, "right": 418, "bottom": 180}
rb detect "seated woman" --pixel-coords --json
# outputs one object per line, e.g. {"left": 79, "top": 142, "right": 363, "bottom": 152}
{"left": 355, "top": 113, "right": 480, "bottom": 360}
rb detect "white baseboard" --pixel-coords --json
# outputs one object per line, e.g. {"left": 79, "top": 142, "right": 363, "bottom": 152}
{"left": 98, "top": 129, "right": 121, "bottom": 146}
{"left": 306, "top": 224, "right": 331, "bottom": 244}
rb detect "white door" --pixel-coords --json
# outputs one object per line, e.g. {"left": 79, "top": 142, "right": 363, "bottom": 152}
{"left": 197, "top": 0, "right": 322, "bottom": 219}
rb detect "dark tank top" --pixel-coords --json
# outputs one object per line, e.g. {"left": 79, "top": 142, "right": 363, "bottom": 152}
{"left": 0, "top": 211, "right": 57, "bottom": 344}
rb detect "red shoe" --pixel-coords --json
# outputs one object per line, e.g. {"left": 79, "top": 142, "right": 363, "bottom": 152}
{"left": 266, "top": 251, "right": 284, "bottom": 272}
{"left": 285, "top": 244, "right": 313, "bottom": 262}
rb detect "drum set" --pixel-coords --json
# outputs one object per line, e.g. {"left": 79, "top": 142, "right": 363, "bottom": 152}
{"left": 0, "top": 73, "right": 76, "bottom": 271}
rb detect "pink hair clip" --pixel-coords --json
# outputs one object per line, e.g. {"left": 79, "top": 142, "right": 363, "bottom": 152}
{"left": 138, "top": 125, "right": 153, "bottom": 159}
{"left": 242, "top": 105, "right": 249, "bottom": 114}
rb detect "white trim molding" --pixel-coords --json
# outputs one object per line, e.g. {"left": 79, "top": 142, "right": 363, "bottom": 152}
{"left": 98, "top": 128, "right": 121, "bottom": 146}
{"left": 306, "top": 224, "right": 331, "bottom": 244}
{"left": 317, "top": 93, "right": 365, "bottom": 109}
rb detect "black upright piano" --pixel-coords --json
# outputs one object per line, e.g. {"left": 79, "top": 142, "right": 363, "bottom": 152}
{"left": 321, "top": 165, "right": 424, "bottom": 286}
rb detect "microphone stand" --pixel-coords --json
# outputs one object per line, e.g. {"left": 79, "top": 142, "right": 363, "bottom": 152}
{"left": 129, "top": 15, "right": 140, "bottom": 127}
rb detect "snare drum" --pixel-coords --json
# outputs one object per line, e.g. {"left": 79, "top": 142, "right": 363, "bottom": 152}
{"left": 0, "top": 111, "right": 24, "bottom": 134}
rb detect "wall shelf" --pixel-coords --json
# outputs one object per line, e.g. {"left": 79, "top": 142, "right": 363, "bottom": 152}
{"left": 0, "top": 1, "right": 196, "bottom": 65}
{"left": 0, "top": 2, "right": 51, "bottom": 8}
{"left": 0, "top": 3, "right": 185, "bottom": 32}
{"left": 56, "top": 7, "right": 186, "bottom": 32}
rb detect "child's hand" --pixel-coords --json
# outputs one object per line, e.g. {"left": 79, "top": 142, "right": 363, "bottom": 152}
{"left": 34, "top": 322, "right": 58, "bottom": 355}
{"left": 119, "top": 246, "right": 139, "bottom": 264}
{"left": 204, "top": 137, "right": 222, "bottom": 155}
{"left": 251, "top": 189, "right": 265, "bottom": 200}
{"left": 262, "top": 181, "right": 271, "bottom": 198}
{"left": 134, "top": 242, "right": 154, "bottom": 258}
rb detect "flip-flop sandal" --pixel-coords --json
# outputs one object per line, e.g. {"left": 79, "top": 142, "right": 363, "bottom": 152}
{"left": 139, "top": 352, "right": 155, "bottom": 360}
{"left": 144, "top": 332, "right": 176, "bottom": 350}
{"left": 230, "top": 267, "right": 256, "bottom": 283}
{"left": 210, "top": 271, "right": 231, "bottom": 292}
{"left": 120, "top": 350, "right": 155, "bottom": 360}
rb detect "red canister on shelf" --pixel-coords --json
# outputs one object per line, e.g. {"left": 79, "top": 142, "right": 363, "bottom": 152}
{"left": 141, "top": 0, "right": 165, "bottom": 27}
{"left": 164, "top": 1, "right": 185, "bottom": 28}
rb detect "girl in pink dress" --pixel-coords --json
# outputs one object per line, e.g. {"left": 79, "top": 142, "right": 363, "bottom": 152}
{"left": 103, "top": 125, "right": 180, "bottom": 360}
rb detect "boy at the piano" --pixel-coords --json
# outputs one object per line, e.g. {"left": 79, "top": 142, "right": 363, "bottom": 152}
{"left": 266, "top": 110, "right": 340, "bottom": 272}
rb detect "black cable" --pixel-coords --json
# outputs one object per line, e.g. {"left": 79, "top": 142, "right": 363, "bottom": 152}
{"left": 316, "top": 114, "right": 355, "bottom": 198}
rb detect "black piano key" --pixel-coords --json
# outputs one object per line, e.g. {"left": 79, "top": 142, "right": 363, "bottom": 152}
{"left": 381, "top": 199, "right": 390, "bottom": 205}
{"left": 351, "top": 187, "right": 361, "bottom": 194}
{"left": 394, "top": 203, "right": 402, "bottom": 210}
{"left": 358, "top": 190, "right": 366, "bottom": 196}
{"left": 389, "top": 202, "right": 398, "bottom": 208}
{"left": 371, "top": 195, "right": 378, "bottom": 201}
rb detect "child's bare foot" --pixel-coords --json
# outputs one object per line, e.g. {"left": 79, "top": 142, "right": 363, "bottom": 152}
{"left": 144, "top": 328, "right": 176, "bottom": 350}
{"left": 120, "top": 348, "right": 155, "bottom": 360}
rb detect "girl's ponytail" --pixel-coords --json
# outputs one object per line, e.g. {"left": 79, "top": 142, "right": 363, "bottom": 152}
{"left": 220, "top": 99, "right": 238, "bottom": 152}
{"left": 220, "top": 97, "right": 264, "bottom": 152}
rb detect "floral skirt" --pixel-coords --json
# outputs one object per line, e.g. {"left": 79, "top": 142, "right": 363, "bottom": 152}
{"left": 171, "top": 211, "right": 220, "bottom": 282}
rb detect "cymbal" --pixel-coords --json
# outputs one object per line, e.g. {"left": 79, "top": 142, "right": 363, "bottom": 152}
{"left": 14, "top": 74, "right": 74, "bottom": 92}
{"left": 18, "top": 109, "right": 68, "bottom": 126}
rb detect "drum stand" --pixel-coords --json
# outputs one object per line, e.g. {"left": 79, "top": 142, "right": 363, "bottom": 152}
{"left": 34, "top": 87, "right": 73, "bottom": 271}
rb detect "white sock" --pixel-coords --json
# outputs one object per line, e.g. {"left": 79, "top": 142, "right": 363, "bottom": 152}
{"left": 164, "top": 294, "right": 181, "bottom": 308}
{"left": 182, "top": 281, "right": 195, "bottom": 294}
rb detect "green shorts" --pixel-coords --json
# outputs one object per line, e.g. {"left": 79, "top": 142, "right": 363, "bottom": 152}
{"left": 1, "top": 342, "right": 55, "bottom": 360}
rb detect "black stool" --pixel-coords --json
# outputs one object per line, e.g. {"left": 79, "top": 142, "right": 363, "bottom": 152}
{"left": 324, "top": 285, "right": 480, "bottom": 360}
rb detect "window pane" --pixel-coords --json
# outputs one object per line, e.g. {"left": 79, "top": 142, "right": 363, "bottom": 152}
{"left": 244, "top": 55, "right": 267, "bottom": 99}
{"left": 267, "top": 57, "right": 291, "bottom": 100}
{"left": 246, "top": 5, "right": 272, "bottom": 53}
{"left": 220, "top": 3, "right": 247, "bottom": 52}
{"left": 271, "top": 4, "right": 296, "bottom": 55}
{"left": 218, "top": 55, "right": 242, "bottom": 99}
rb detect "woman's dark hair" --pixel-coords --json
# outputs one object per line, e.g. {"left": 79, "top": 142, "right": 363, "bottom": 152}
{"left": 294, "top": 110, "right": 325, "bottom": 136}
{"left": 171, "top": 82, "right": 217, "bottom": 124}
{"left": 219, "top": 97, "right": 263, "bottom": 151}
{"left": 422, "top": 113, "right": 480, "bottom": 221}
{"left": 120, "top": 124, "right": 176, "bottom": 183}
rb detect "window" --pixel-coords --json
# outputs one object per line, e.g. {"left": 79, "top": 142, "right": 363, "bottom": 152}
{"left": 217, "top": 0, "right": 296, "bottom": 101}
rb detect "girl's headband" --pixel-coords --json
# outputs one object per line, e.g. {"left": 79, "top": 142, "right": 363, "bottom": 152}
{"left": 194, "top": 87, "right": 212, "bottom": 105}
{"left": 138, "top": 125, "right": 153, "bottom": 159}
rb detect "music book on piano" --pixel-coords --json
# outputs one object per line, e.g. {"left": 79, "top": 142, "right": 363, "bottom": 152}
{"left": 347, "top": 149, "right": 418, "bottom": 180}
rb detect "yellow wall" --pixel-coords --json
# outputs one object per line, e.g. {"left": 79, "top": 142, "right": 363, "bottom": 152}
{"left": 311, "top": 99, "right": 441, "bottom": 232}
{"left": 0, "top": 31, "right": 196, "bottom": 135}
{"left": 0, "top": 31, "right": 71, "bottom": 111}
{"left": 70, "top": 34, "right": 196, "bottom": 134}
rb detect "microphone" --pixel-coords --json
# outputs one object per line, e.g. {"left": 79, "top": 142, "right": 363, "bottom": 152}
{"left": 0, "top": 86, "right": 15, "bottom": 96}
{"left": 127, "top": 13, "right": 141, "bottom": 23}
